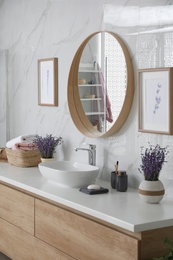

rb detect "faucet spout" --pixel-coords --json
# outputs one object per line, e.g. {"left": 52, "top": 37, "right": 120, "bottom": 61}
{"left": 74, "top": 148, "right": 89, "bottom": 152}
{"left": 74, "top": 144, "right": 96, "bottom": 166}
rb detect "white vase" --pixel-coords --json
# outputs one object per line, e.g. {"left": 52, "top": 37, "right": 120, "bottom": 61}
{"left": 41, "top": 157, "right": 55, "bottom": 163}
{"left": 138, "top": 180, "right": 165, "bottom": 204}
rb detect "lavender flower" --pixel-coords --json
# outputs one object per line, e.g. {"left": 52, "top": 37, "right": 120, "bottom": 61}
{"left": 139, "top": 144, "right": 168, "bottom": 181}
{"left": 33, "top": 134, "right": 63, "bottom": 158}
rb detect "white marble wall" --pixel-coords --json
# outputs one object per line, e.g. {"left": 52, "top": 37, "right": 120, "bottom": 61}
{"left": 0, "top": 50, "right": 8, "bottom": 146}
{"left": 1, "top": 0, "right": 173, "bottom": 197}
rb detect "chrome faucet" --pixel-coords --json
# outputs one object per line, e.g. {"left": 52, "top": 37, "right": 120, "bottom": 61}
{"left": 74, "top": 143, "right": 96, "bottom": 166}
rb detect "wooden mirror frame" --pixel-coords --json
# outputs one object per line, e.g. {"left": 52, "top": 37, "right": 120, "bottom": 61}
{"left": 68, "top": 31, "right": 134, "bottom": 138}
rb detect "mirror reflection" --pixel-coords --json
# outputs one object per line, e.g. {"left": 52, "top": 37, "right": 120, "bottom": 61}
{"left": 68, "top": 31, "right": 134, "bottom": 138}
{"left": 78, "top": 32, "right": 126, "bottom": 133}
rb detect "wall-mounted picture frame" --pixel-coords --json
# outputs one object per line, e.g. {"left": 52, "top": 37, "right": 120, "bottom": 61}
{"left": 138, "top": 67, "right": 173, "bottom": 135}
{"left": 38, "top": 57, "right": 58, "bottom": 106}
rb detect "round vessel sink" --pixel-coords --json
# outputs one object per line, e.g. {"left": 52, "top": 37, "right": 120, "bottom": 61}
{"left": 38, "top": 160, "right": 99, "bottom": 188}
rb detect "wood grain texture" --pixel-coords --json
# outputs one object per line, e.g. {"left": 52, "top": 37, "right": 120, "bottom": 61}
{"left": 1, "top": 183, "right": 173, "bottom": 260}
{"left": 0, "top": 218, "right": 75, "bottom": 260}
{"left": 0, "top": 217, "right": 35, "bottom": 259}
{"left": 0, "top": 184, "right": 34, "bottom": 235}
{"left": 141, "top": 226, "right": 173, "bottom": 259}
{"left": 35, "top": 199, "right": 139, "bottom": 260}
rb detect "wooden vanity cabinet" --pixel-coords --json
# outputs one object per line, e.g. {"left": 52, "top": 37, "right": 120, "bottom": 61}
{"left": 0, "top": 184, "right": 75, "bottom": 260}
{"left": 0, "top": 217, "right": 75, "bottom": 260}
{"left": 35, "top": 199, "right": 139, "bottom": 260}
{"left": 0, "top": 184, "right": 34, "bottom": 235}
{"left": 1, "top": 183, "right": 173, "bottom": 260}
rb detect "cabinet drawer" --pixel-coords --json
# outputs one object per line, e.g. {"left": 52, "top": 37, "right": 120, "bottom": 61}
{"left": 0, "top": 184, "right": 34, "bottom": 235}
{"left": 0, "top": 217, "right": 75, "bottom": 260}
{"left": 0, "top": 217, "right": 34, "bottom": 260}
{"left": 35, "top": 199, "right": 139, "bottom": 260}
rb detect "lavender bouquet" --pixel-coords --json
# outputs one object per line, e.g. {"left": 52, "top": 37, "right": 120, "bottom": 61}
{"left": 33, "top": 134, "right": 63, "bottom": 158}
{"left": 139, "top": 144, "right": 168, "bottom": 181}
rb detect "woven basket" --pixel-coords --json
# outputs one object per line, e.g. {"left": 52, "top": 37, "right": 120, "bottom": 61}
{"left": 0, "top": 148, "right": 8, "bottom": 162}
{"left": 5, "top": 148, "right": 41, "bottom": 167}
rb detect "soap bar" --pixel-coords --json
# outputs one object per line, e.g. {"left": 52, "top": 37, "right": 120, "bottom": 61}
{"left": 87, "top": 184, "right": 100, "bottom": 190}
{"left": 79, "top": 186, "right": 109, "bottom": 195}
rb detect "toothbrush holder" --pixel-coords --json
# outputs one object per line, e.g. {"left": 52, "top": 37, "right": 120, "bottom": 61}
{"left": 111, "top": 171, "right": 117, "bottom": 189}
{"left": 111, "top": 171, "right": 128, "bottom": 192}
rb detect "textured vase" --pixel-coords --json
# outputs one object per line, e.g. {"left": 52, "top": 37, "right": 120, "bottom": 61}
{"left": 138, "top": 180, "right": 165, "bottom": 204}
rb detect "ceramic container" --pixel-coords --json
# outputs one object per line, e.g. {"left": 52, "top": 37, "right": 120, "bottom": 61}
{"left": 138, "top": 180, "right": 165, "bottom": 204}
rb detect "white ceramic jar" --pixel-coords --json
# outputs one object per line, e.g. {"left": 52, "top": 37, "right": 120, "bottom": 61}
{"left": 138, "top": 180, "right": 165, "bottom": 204}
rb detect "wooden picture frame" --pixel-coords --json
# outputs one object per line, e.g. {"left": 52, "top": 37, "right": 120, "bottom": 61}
{"left": 138, "top": 67, "right": 173, "bottom": 135}
{"left": 38, "top": 58, "right": 58, "bottom": 106}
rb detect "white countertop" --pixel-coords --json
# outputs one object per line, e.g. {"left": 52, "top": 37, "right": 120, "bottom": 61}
{"left": 0, "top": 162, "right": 173, "bottom": 233}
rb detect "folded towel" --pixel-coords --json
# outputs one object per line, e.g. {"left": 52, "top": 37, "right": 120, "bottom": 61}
{"left": 12, "top": 142, "right": 38, "bottom": 151}
{"left": 79, "top": 186, "right": 109, "bottom": 195}
{"left": 6, "top": 134, "right": 37, "bottom": 148}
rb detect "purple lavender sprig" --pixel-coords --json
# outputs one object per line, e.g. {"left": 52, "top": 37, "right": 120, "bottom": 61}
{"left": 33, "top": 134, "right": 63, "bottom": 158}
{"left": 139, "top": 144, "right": 168, "bottom": 181}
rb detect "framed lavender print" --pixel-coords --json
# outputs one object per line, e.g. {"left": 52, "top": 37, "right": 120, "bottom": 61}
{"left": 38, "top": 58, "right": 58, "bottom": 106}
{"left": 138, "top": 67, "right": 173, "bottom": 135}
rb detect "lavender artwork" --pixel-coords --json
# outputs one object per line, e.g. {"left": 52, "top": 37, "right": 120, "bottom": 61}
{"left": 153, "top": 83, "right": 161, "bottom": 115}
{"left": 140, "top": 69, "right": 170, "bottom": 133}
{"left": 145, "top": 76, "right": 168, "bottom": 130}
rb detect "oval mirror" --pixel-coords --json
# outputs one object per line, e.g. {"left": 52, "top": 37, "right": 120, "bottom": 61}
{"left": 68, "top": 31, "right": 134, "bottom": 138}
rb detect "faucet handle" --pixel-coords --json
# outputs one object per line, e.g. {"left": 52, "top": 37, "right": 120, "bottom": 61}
{"left": 83, "top": 143, "right": 96, "bottom": 150}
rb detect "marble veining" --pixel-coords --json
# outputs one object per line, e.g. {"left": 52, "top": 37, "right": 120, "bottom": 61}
{"left": 0, "top": 0, "right": 173, "bottom": 198}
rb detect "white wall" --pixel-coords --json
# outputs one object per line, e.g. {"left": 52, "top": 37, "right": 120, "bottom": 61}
{"left": 1, "top": 0, "right": 173, "bottom": 197}
{"left": 0, "top": 50, "right": 8, "bottom": 146}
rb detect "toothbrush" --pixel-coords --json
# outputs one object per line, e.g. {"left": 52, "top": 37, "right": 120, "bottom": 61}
{"left": 114, "top": 161, "right": 119, "bottom": 173}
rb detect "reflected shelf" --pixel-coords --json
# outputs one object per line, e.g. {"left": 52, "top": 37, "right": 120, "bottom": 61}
{"left": 85, "top": 112, "right": 105, "bottom": 115}
{"left": 80, "top": 98, "right": 102, "bottom": 101}
{"left": 79, "top": 70, "right": 100, "bottom": 73}
{"left": 78, "top": 84, "right": 102, "bottom": 87}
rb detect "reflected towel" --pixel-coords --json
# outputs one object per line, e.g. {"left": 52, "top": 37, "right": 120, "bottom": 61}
{"left": 12, "top": 142, "right": 38, "bottom": 151}
{"left": 6, "top": 134, "right": 37, "bottom": 148}
{"left": 98, "top": 64, "right": 113, "bottom": 123}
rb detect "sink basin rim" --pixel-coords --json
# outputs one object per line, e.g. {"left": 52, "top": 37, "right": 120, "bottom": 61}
{"left": 39, "top": 160, "right": 99, "bottom": 172}
{"left": 38, "top": 160, "right": 99, "bottom": 188}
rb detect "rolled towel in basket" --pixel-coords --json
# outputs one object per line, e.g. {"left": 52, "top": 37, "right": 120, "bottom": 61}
{"left": 6, "top": 134, "right": 37, "bottom": 149}
{"left": 12, "top": 142, "right": 38, "bottom": 151}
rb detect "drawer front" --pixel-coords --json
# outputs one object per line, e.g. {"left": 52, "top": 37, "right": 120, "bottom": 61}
{"left": 35, "top": 199, "right": 139, "bottom": 260}
{"left": 0, "top": 218, "right": 35, "bottom": 260}
{"left": 0, "top": 184, "right": 34, "bottom": 235}
{"left": 0, "top": 218, "right": 75, "bottom": 260}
